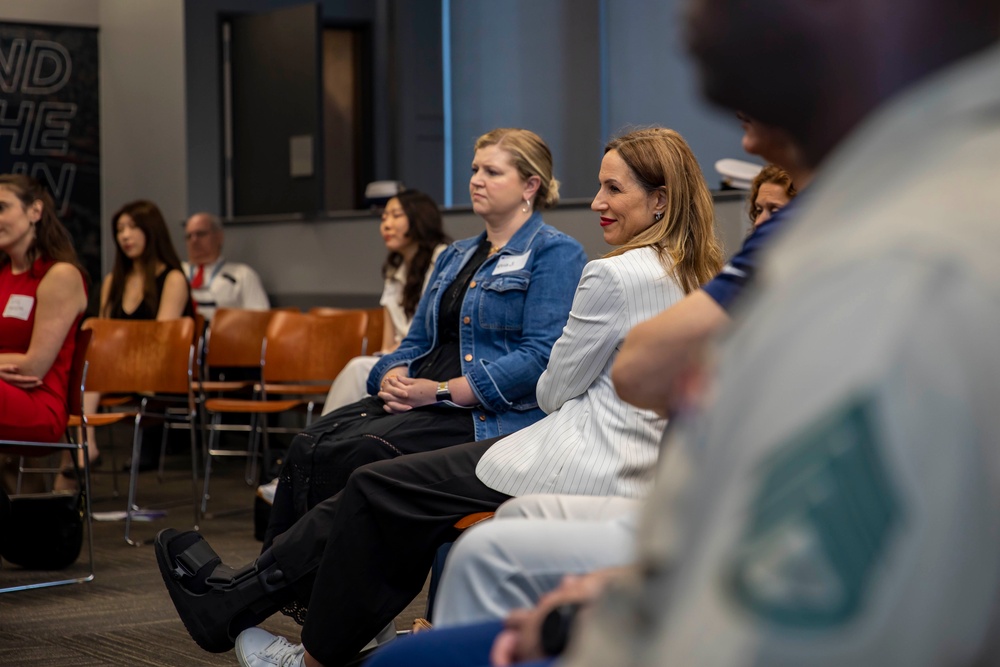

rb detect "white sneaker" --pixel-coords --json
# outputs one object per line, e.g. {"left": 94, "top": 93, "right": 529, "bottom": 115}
{"left": 235, "top": 628, "right": 304, "bottom": 667}
{"left": 256, "top": 478, "right": 279, "bottom": 506}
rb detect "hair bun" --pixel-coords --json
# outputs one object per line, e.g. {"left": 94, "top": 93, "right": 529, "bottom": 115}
{"left": 543, "top": 177, "right": 561, "bottom": 209}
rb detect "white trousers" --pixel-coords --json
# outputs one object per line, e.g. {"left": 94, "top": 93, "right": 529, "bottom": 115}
{"left": 431, "top": 494, "right": 641, "bottom": 627}
{"left": 321, "top": 355, "right": 379, "bottom": 415}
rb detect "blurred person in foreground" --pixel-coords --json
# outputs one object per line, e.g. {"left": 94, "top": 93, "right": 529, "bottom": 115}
{"left": 562, "top": 0, "right": 1000, "bottom": 666}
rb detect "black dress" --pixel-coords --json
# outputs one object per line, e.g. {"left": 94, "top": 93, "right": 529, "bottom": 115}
{"left": 108, "top": 269, "right": 194, "bottom": 320}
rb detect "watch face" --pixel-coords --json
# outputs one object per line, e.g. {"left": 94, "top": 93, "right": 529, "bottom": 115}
{"left": 437, "top": 382, "right": 451, "bottom": 401}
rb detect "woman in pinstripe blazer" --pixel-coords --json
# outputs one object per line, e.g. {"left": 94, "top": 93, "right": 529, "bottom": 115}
{"left": 155, "top": 128, "right": 724, "bottom": 667}
{"left": 474, "top": 127, "right": 723, "bottom": 500}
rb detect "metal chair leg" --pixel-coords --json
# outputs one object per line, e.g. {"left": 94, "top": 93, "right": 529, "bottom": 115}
{"left": 124, "top": 412, "right": 145, "bottom": 547}
{"left": 200, "top": 411, "right": 222, "bottom": 514}
{"left": 188, "top": 418, "right": 200, "bottom": 531}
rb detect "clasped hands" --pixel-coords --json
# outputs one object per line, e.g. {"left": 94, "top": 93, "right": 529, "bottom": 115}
{"left": 0, "top": 364, "right": 42, "bottom": 389}
{"left": 378, "top": 373, "right": 439, "bottom": 414}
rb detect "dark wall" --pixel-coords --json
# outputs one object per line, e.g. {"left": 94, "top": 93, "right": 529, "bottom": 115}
{"left": 184, "top": 0, "right": 443, "bottom": 216}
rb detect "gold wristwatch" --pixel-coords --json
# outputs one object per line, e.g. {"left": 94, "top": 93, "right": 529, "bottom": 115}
{"left": 436, "top": 380, "right": 452, "bottom": 402}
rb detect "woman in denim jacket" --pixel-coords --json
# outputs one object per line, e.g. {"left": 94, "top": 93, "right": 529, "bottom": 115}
{"left": 367, "top": 207, "right": 584, "bottom": 441}
{"left": 257, "top": 128, "right": 586, "bottom": 548}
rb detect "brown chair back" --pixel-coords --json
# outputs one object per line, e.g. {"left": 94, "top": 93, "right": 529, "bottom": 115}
{"left": 204, "top": 308, "right": 283, "bottom": 370}
{"left": 262, "top": 311, "right": 368, "bottom": 384}
{"left": 309, "top": 306, "right": 380, "bottom": 355}
{"left": 81, "top": 317, "right": 195, "bottom": 395}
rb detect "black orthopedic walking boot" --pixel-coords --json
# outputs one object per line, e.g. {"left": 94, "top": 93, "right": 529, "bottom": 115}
{"left": 155, "top": 528, "right": 295, "bottom": 653}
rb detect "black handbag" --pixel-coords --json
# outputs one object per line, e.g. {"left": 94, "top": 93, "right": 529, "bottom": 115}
{"left": 1, "top": 489, "right": 84, "bottom": 570}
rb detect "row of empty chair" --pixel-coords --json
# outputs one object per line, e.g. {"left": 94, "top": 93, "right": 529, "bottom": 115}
{"left": 0, "top": 305, "right": 381, "bottom": 592}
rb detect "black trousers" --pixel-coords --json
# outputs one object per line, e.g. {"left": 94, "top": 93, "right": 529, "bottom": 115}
{"left": 264, "top": 396, "right": 476, "bottom": 548}
{"left": 269, "top": 436, "right": 511, "bottom": 666}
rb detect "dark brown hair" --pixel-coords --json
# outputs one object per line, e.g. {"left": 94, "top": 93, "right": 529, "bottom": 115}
{"left": 382, "top": 190, "right": 451, "bottom": 318}
{"left": 102, "top": 199, "right": 184, "bottom": 317}
{"left": 0, "top": 174, "right": 84, "bottom": 278}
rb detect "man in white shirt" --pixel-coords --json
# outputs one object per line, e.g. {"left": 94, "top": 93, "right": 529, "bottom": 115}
{"left": 182, "top": 213, "right": 270, "bottom": 321}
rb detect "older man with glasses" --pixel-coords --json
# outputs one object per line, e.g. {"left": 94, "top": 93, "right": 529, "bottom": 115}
{"left": 182, "top": 212, "right": 270, "bottom": 321}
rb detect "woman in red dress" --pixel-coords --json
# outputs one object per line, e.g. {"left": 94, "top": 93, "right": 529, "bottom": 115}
{"left": 0, "top": 174, "right": 88, "bottom": 451}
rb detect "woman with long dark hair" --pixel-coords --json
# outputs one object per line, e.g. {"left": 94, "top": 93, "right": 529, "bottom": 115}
{"left": 100, "top": 199, "right": 192, "bottom": 320}
{"left": 75, "top": 200, "right": 193, "bottom": 481}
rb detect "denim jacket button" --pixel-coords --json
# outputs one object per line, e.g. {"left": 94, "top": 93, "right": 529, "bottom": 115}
{"left": 469, "top": 281, "right": 477, "bottom": 288}
{"left": 464, "top": 354, "right": 473, "bottom": 362}
{"left": 463, "top": 316, "right": 471, "bottom": 324}
{"left": 478, "top": 414, "right": 486, "bottom": 421}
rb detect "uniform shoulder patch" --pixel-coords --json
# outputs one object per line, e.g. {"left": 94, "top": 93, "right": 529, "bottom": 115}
{"left": 726, "top": 395, "right": 901, "bottom": 629}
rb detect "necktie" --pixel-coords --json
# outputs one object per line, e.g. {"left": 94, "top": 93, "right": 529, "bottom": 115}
{"left": 191, "top": 264, "right": 205, "bottom": 289}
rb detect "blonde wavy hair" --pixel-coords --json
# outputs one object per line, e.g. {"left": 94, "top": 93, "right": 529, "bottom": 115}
{"left": 474, "top": 128, "right": 560, "bottom": 210}
{"left": 603, "top": 127, "right": 723, "bottom": 294}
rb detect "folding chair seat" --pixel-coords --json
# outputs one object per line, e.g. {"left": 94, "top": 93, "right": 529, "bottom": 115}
{"left": 0, "top": 328, "right": 95, "bottom": 593}
{"left": 200, "top": 310, "right": 367, "bottom": 513}
{"left": 77, "top": 317, "right": 200, "bottom": 546}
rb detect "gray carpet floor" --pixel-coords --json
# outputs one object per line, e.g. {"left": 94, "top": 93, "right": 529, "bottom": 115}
{"left": 0, "top": 440, "right": 428, "bottom": 666}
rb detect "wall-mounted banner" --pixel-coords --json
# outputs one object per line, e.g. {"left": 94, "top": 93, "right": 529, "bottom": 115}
{"left": 0, "top": 22, "right": 101, "bottom": 298}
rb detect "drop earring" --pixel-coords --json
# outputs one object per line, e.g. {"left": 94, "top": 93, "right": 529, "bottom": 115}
{"left": 522, "top": 198, "right": 530, "bottom": 214}
{"left": 653, "top": 211, "right": 664, "bottom": 222}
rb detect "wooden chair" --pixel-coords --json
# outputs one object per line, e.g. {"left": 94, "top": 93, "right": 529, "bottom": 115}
{"left": 197, "top": 308, "right": 299, "bottom": 393}
{"left": 193, "top": 307, "right": 299, "bottom": 493}
{"left": 85, "top": 314, "right": 207, "bottom": 495}
{"left": 77, "top": 317, "right": 200, "bottom": 546}
{"left": 200, "top": 310, "right": 367, "bottom": 513}
{"left": 0, "top": 328, "right": 95, "bottom": 593}
{"left": 310, "top": 306, "right": 383, "bottom": 355}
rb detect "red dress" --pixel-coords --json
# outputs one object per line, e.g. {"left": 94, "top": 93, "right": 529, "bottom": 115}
{"left": 0, "top": 258, "right": 84, "bottom": 442}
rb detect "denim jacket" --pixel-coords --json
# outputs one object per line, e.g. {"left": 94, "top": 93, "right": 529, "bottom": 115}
{"left": 368, "top": 212, "right": 587, "bottom": 440}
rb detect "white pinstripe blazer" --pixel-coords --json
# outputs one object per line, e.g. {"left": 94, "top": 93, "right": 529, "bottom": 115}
{"left": 476, "top": 246, "right": 683, "bottom": 499}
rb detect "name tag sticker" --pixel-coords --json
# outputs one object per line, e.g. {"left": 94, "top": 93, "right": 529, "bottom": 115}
{"left": 493, "top": 250, "right": 531, "bottom": 275}
{"left": 3, "top": 294, "right": 35, "bottom": 320}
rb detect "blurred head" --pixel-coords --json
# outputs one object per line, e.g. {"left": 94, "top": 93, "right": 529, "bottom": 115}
{"left": 381, "top": 190, "right": 446, "bottom": 256}
{"left": 685, "top": 0, "right": 817, "bottom": 132}
{"left": 738, "top": 113, "right": 797, "bottom": 163}
{"left": 598, "top": 128, "right": 723, "bottom": 294}
{"left": 685, "top": 0, "right": 1000, "bottom": 166}
{"left": 0, "top": 174, "right": 81, "bottom": 273}
{"left": 382, "top": 189, "right": 450, "bottom": 319}
{"left": 379, "top": 197, "right": 415, "bottom": 256}
{"left": 104, "top": 199, "right": 183, "bottom": 317}
{"left": 470, "top": 128, "right": 559, "bottom": 221}
{"left": 748, "top": 164, "right": 796, "bottom": 227}
{"left": 185, "top": 213, "right": 223, "bottom": 265}
{"left": 112, "top": 200, "right": 182, "bottom": 271}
